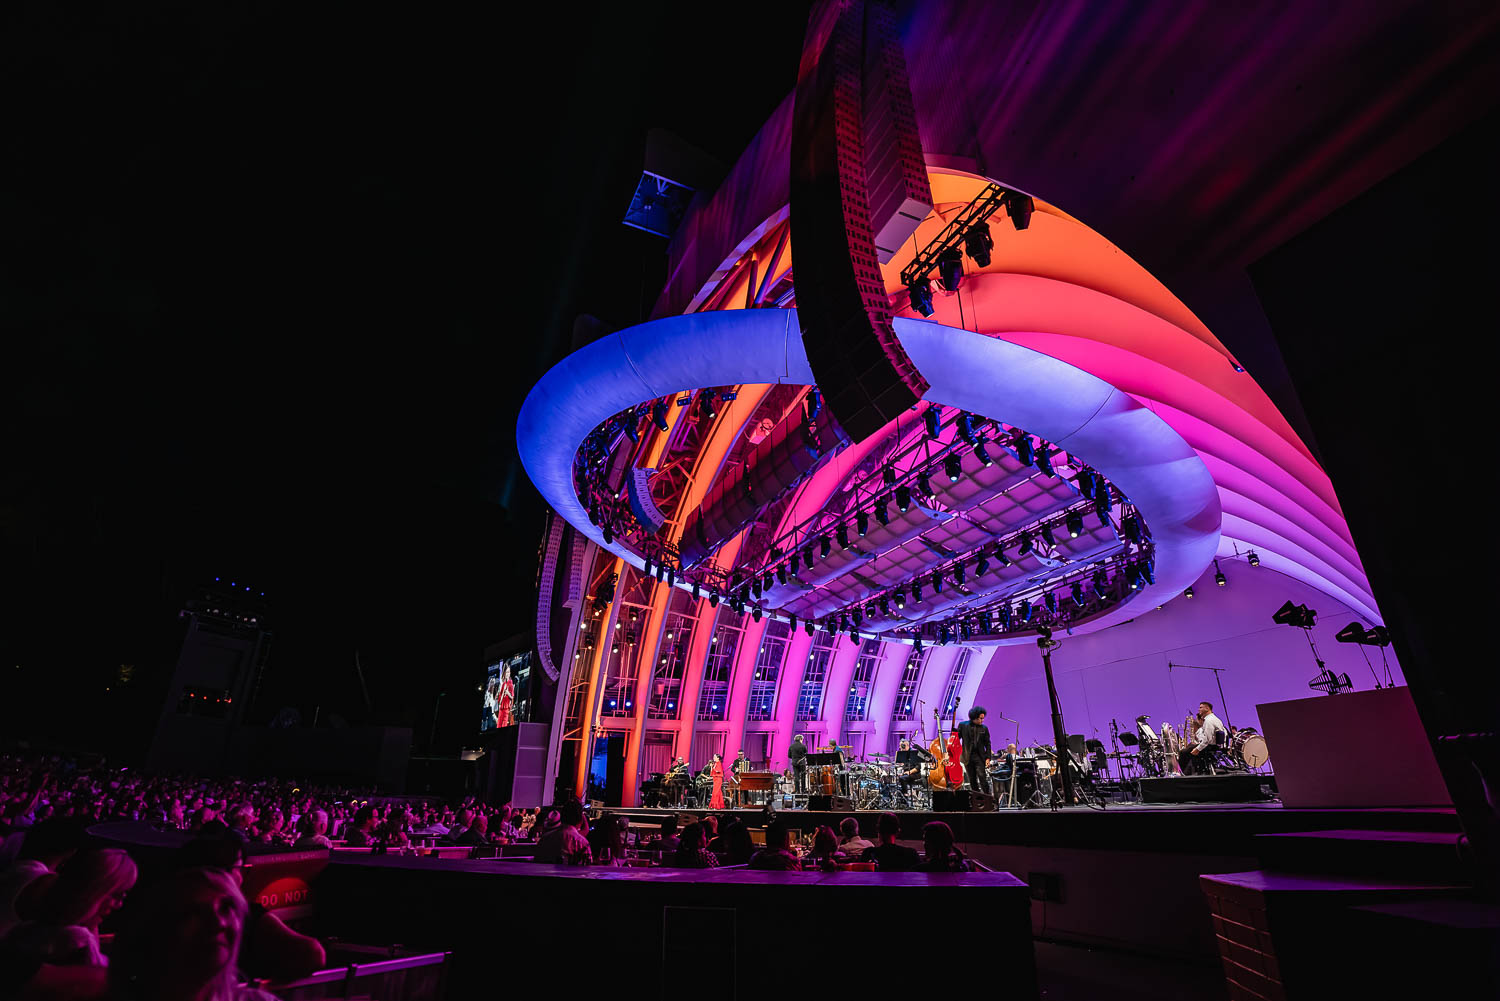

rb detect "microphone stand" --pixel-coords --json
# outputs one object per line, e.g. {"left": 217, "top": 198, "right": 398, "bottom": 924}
{"left": 998, "top": 713, "right": 1020, "bottom": 807}
{"left": 1167, "top": 662, "right": 1233, "bottom": 731}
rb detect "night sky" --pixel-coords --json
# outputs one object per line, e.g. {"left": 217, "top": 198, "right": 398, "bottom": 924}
{"left": 0, "top": 2, "right": 807, "bottom": 756}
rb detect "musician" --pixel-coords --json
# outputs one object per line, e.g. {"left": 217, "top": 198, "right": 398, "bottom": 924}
{"left": 788, "top": 735, "right": 808, "bottom": 793}
{"left": 825, "top": 738, "right": 845, "bottom": 765}
{"left": 993, "top": 742, "right": 1017, "bottom": 786}
{"left": 665, "top": 757, "right": 690, "bottom": 805}
{"left": 1179, "top": 701, "right": 1227, "bottom": 774}
{"left": 894, "top": 738, "right": 930, "bottom": 785}
{"left": 959, "top": 706, "right": 993, "bottom": 795}
{"left": 694, "top": 760, "right": 715, "bottom": 807}
{"left": 729, "top": 749, "right": 750, "bottom": 806}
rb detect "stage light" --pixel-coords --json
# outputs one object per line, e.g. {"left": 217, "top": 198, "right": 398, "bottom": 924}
{"left": 609, "top": 699, "right": 617, "bottom": 708}
{"left": 908, "top": 277, "right": 935, "bottom": 317}
{"left": 879, "top": 597, "right": 890, "bottom": 617}
{"left": 925, "top": 408, "right": 941, "bottom": 439}
{"left": 611, "top": 642, "right": 620, "bottom": 655}
{"left": 939, "top": 625, "right": 951, "bottom": 645}
{"left": 874, "top": 497, "right": 890, "bottom": 527}
{"left": 751, "top": 576, "right": 763, "bottom": 597}
{"left": 963, "top": 220, "right": 993, "bottom": 267}
{"left": 806, "top": 387, "right": 821, "bottom": 420}
{"left": 805, "top": 619, "right": 816, "bottom": 636}
{"left": 957, "top": 412, "right": 978, "bottom": 445}
{"left": 945, "top": 454, "right": 962, "bottom": 482}
{"left": 995, "top": 544, "right": 1012, "bottom": 567}
{"left": 701, "top": 392, "right": 717, "bottom": 420}
{"left": 1044, "top": 591, "right": 1058, "bottom": 615}
{"left": 917, "top": 471, "right": 932, "bottom": 496}
{"left": 1066, "top": 511, "right": 1084, "bottom": 539}
{"left": 882, "top": 465, "right": 898, "bottom": 487}
{"left": 999, "top": 605, "right": 1012, "bottom": 631}
{"left": 1017, "top": 532, "right": 1033, "bottom": 556}
{"left": 1093, "top": 568, "right": 1108, "bottom": 591}
{"left": 1097, "top": 505, "right": 1113, "bottom": 530}
{"left": 1122, "top": 514, "right": 1142, "bottom": 544}
{"left": 1072, "top": 582, "right": 1085, "bottom": 606}
{"left": 837, "top": 525, "right": 851, "bottom": 551}
{"left": 895, "top": 588, "right": 906, "bottom": 610}
{"left": 1004, "top": 189, "right": 1034, "bottom": 230}
{"left": 1034, "top": 446, "right": 1054, "bottom": 478}
{"left": 975, "top": 551, "right": 990, "bottom": 576}
{"left": 974, "top": 441, "right": 994, "bottom": 467}
{"left": 602, "top": 521, "right": 614, "bottom": 545}
{"left": 803, "top": 545, "right": 815, "bottom": 572}
{"left": 895, "top": 485, "right": 912, "bottom": 513}
{"left": 979, "top": 611, "right": 992, "bottom": 633}
{"left": 1039, "top": 523, "right": 1056, "bottom": 548}
{"left": 666, "top": 566, "right": 675, "bottom": 586}
{"left": 624, "top": 416, "right": 639, "bottom": 443}
{"left": 932, "top": 570, "right": 943, "bottom": 593}
{"left": 1247, "top": 551, "right": 1261, "bottom": 568}
{"left": 1013, "top": 434, "right": 1034, "bottom": 467}
{"left": 1076, "top": 468, "right": 1095, "bottom": 499}
{"left": 1184, "top": 585, "right": 1194, "bottom": 599}
{"left": 856, "top": 511, "right": 869, "bottom": 537}
{"left": 1020, "top": 599, "right": 1033, "bottom": 622}
{"left": 692, "top": 582, "right": 701, "bottom": 599}
{"left": 937, "top": 247, "right": 964, "bottom": 292}
{"left": 642, "top": 556, "right": 652, "bottom": 577}
{"left": 709, "top": 591, "right": 720, "bottom": 608}
{"left": 913, "top": 636, "right": 923, "bottom": 654}
{"left": 1272, "top": 600, "right": 1317, "bottom": 629}
{"left": 776, "top": 564, "right": 788, "bottom": 586}
{"left": 652, "top": 400, "right": 669, "bottom": 433}
{"left": 587, "top": 502, "right": 600, "bottom": 526}
{"left": 820, "top": 535, "right": 832, "bottom": 559}
{"left": 954, "top": 562, "right": 966, "bottom": 586}
{"left": 753, "top": 606, "right": 763, "bottom": 622}
{"left": 911, "top": 581, "right": 923, "bottom": 603}
{"left": 852, "top": 606, "right": 863, "bottom": 626}
{"left": 667, "top": 701, "right": 674, "bottom": 710}
{"left": 1335, "top": 622, "right": 1370, "bottom": 644}
{"left": 1142, "top": 558, "right": 1156, "bottom": 586}
{"left": 1214, "top": 560, "right": 1227, "bottom": 587}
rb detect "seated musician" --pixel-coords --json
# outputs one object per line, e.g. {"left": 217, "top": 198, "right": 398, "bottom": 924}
{"left": 1179, "top": 701, "right": 1227, "bottom": 774}
{"left": 993, "top": 743, "right": 1017, "bottom": 783}
{"left": 694, "top": 762, "right": 714, "bottom": 806}
{"left": 861, "top": 812, "right": 921, "bottom": 871}
{"left": 730, "top": 749, "right": 750, "bottom": 805}
{"left": 825, "top": 738, "right": 845, "bottom": 765}
{"left": 665, "top": 757, "right": 690, "bottom": 804}
{"left": 747, "top": 821, "right": 801, "bottom": 870}
{"left": 894, "top": 738, "right": 930, "bottom": 785}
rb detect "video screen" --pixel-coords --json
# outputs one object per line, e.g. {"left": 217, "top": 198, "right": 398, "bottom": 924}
{"left": 481, "top": 650, "right": 533, "bottom": 731}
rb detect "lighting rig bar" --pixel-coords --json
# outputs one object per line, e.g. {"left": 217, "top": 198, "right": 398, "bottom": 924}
{"left": 899, "top": 183, "right": 1034, "bottom": 315}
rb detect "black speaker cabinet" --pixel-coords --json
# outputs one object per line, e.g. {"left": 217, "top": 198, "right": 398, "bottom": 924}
{"left": 808, "top": 795, "right": 855, "bottom": 811}
{"left": 931, "top": 790, "right": 965, "bottom": 811}
{"left": 967, "top": 790, "right": 997, "bottom": 812}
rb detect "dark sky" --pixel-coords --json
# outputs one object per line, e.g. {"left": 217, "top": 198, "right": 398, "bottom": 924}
{"left": 0, "top": 2, "right": 806, "bottom": 755}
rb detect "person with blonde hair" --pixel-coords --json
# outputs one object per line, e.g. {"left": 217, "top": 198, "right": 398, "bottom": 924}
{"left": 106, "top": 867, "right": 277, "bottom": 1001}
{"left": 6, "top": 848, "right": 138, "bottom": 967}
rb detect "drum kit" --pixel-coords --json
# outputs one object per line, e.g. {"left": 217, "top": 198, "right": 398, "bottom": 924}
{"left": 802, "top": 752, "right": 930, "bottom": 810}
{"left": 1112, "top": 714, "right": 1271, "bottom": 780}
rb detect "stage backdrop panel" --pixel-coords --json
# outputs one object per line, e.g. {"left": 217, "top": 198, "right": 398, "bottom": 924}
{"left": 1257, "top": 687, "right": 1449, "bottom": 808}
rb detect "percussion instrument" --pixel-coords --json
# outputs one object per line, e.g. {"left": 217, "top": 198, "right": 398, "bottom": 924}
{"left": 1231, "top": 728, "right": 1269, "bottom": 768}
{"left": 812, "top": 764, "right": 836, "bottom": 795}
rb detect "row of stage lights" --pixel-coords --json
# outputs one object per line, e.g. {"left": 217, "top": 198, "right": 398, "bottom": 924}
{"left": 902, "top": 186, "right": 1033, "bottom": 317}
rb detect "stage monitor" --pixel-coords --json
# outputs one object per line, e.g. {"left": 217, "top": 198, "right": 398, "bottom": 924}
{"left": 481, "top": 650, "right": 534, "bottom": 732}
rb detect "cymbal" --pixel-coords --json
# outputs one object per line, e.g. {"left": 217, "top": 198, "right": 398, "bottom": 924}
{"left": 868, "top": 753, "right": 893, "bottom": 761}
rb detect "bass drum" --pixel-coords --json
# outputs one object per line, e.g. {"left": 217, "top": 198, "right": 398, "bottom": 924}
{"left": 1232, "top": 728, "right": 1270, "bottom": 768}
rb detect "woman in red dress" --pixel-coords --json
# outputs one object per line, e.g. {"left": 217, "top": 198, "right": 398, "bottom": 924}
{"left": 709, "top": 754, "right": 726, "bottom": 810}
{"left": 495, "top": 666, "right": 516, "bottom": 728}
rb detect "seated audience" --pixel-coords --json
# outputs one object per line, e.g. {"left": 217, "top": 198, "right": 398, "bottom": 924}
{"left": 747, "top": 822, "right": 800, "bottom": 871}
{"left": 292, "top": 810, "right": 332, "bottom": 849}
{"left": 668, "top": 823, "right": 719, "bottom": 869}
{"left": 0, "top": 818, "right": 87, "bottom": 938}
{"left": 646, "top": 815, "right": 679, "bottom": 852}
{"left": 532, "top": 802, "right": 591, "bottom": 865}
{"left": 838, "top": 817, "right": 872, "bottom": 854}
{"left": 341, "top": 805, "right": 377, "bottom": 846}
{"left": 106, "top": 866, "right": 278, "bottom": 1000}
{"left": 861, "top": 813, "right": 921, "bottom": 871}
{"left": 4, "top": 848, "right": 137, "bottom": 968}
{"left": 806, "top": 825, "right": 845, "bottom": 871}
{"left": 918, "top": 820, "right": 970, "bottom": 872}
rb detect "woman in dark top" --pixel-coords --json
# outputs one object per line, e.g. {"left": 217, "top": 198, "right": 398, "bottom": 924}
{"left": 669, "top": 822, "right": 720, "bottom": 869}
{"left": 918, "top": 820, "right": 970, "bottom": 872}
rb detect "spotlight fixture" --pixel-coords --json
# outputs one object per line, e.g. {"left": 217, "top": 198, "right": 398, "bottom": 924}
{"left": 852, "top": 607, "right": 863, "bottom": 627}
{"left": 1034, "top": 445, "right": 1055, "bottom": 478}
{"left": 752, "top": 606, "right": 763, "bottom": 622}
{"left": 1272, "top": 600, "right": 1317, "bottom": 629}
{"left": 908, "top": 277, "right": 935, "bottom": 317}
{"left": 1020, "top": 599, "right": 1033, "bottom": 622}
{"left": 776, "top": 564, "right": 788, "bottom": 586}
{"left": 1017, "top": 532, "right": 1033, "bottom": 556}
{"left": 805, "top": 387, "right": 821, "bottom": 420}
{"left": 1097, "top": 505, "right": 1114, "bottom": 530}
{"left": 975, "top": 550, "right": 990, "bottom": 576}
{"left": 957, "top": 411, "right": 978, "bottom": 445}
{"left": 1214, "top": 559, "right": 1227, "bottom": 587}
{"left": 944, "top": 454, "right": 962, "bottom": 482}
{"left": 974, "top": 440, "right": 994, "bottom": 467}
{"left": 624, "top": 418, "right": 639, "bottom": 444}
{"left": 874, "top": 497, "right": 890, "bottom": 526}
{"left": 820, "top": 535, "right": 832, "bottom": 559}
{"left": 700, "top": 392, "right": 717, "bottom": 420}
{"left": 856, "top": 511, "right": 869, "bottom": 537}
{"left": 1092, "top": 569, "right": 1108, "bottom": 591}
{"left": 978, "top": 611, "right": 992, "bottom": 633}
{"left": 1013, "top": 434, "right": 1035, "bottom": 467}
{"left": 937, "top": 246, "right": 964, "bottom": 292}
{"left": 995, "top": 545, "right": 1012, "bottom": 567}
{"left": 1039, "top": 523, "right": 1056, "bottom": 548}
{"left": 1335, "top": 622, "right": 1369, "bottom": 644}
{"left": 1184, "top": 586, "right": 1194, "bottom": 599}
{"left": 878, "top": 597, "right": 890, "bottom": 617}
{"left": 1247, "top": 551, "right": 1261, "bottom": 568}
{"left": 925, "top": 408, "right": 941, "bottom": 439}
{"left": 1121, "top": 514, "right": 1142, "bottom": 544}
{"left": 1066, "top": 511, "right": 1084, "bottom": 539}
{"left": 962, "top": 220, "right": 993, "bottom": 267}
{"left": 1128, "top": 565, "right": 1142, "bottom": 590}
{"left": 1044, "top": 591, "right": 1058, "bottom": 615}
{"left": 883, "top": 466, "right": 897, "bottom": 486}
{"left": 916, "top": 471, "right": 933, "bottom": 496}
{"left": 837, "top": 525, "right": 851, "bottom": 551}
{"left": 1071, "top": 582, "right": 1085, "bottom": 606}
{"left": 1142, "top": 558, "right": 1156, "bottom": 586}
{"left": 651, "top": 400, "right": 670, "bottom": 432}
{"left": 787, "top": 613, "right": 797, "bottom": 631}
{"left": 692, "top": 582, "right": 701, "bottom": 599}
{"left": 999, "top": 604, "right": 1012, "bottom": 631}
{"left": 894, "top": 588, "right": 906, "bottom": 610}
{"left": 931, "top": 570, "right": 943, "bottom": 593}
{"left": 1004, "top": 189, "right": 1034, "bottom": 230}
{"left": 709, "top": 591, "right": 720, "bottom": 608}
{"left": 602, "top": 521, "right": 614, "bottom": 545}
{"left": 1076, "top": 468, "right": 1096, "bottom": 498}
{"left": 953, "top": 561, "right": 966, "bottom": 586}
{"left": 912, "top": 636, "right": 924, "bottom": 654}
{"left": 911, "top": 581, "right": 923, "bottom": 603}
{"left": 805, "top": 619, "right": 816, "bottom": 636}
{"left": 895, "top": 485, "right": 912, "bottom": 512}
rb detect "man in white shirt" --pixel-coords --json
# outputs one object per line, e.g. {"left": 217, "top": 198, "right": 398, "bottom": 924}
{"left": 1180, "top": 701, "right": 1228, "bottom": 774}
{"left": 837, "top": 817, "right": 873, "bottom": 854}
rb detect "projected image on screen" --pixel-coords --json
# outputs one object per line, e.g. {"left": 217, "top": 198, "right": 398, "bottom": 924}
{"left": 480, "top": 651, "right": 532, "bottom": 731}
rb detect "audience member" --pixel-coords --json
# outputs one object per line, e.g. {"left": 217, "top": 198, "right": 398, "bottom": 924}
{"left": 917, "top": 820, "right": 970, "bottom": 872}
{"left": 806, "top": 825, "right": 845, "bottom": 871}
{"left": 860, "top": 813, "right": 920, "bottom": 871}
{"left": 4, "top": 848, "right": 137, "bottom": 968}
{"left": 0, "top": 818, "right": 87, "bottom": 938}
{"left": 647, "top": 815, "right": 679, "bottom": 852}
{"left": 292, "top": 811, "right": 331, "bottom": 850}
{"left": 747, "top": 822, "right": 800, "bottom": 871}
{"left": 668, "top": 823, "right": 719, "bottom": 869}
{"left": 838, "top": 817, "right": 872, "bottom": 854}
{"left": 532, "top": 802, "right": 591, "bottom": 865}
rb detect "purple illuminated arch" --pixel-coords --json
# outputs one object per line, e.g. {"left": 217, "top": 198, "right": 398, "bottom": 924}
{"left": 518, "top": 310, "right": 1221, "bottom": 644}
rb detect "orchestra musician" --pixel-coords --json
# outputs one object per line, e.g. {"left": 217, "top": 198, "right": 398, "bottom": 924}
{"left": 894, "top": 738, "right": 932, "bottom": 804}
{"left": 729, "top": 749, "right": 750, "bottom": 806}
{"left": 959, "top": 706, "right": 993, "bottom": 795}
{"left": 788, "top": 734, "right": 808, "bottom": 793}
{"left": 665, "top": 756, "right": 690, "bottom": 806}
{"left": 1179, "top": 701, "right": 1227, "bottom": 775}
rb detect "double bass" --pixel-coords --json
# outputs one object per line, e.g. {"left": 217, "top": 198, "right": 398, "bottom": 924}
{"left": 945, "top": 704, "right": 965, "bottom": 788}
{"left": 928, "top": 709, "right": 948, "bottom": 791}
